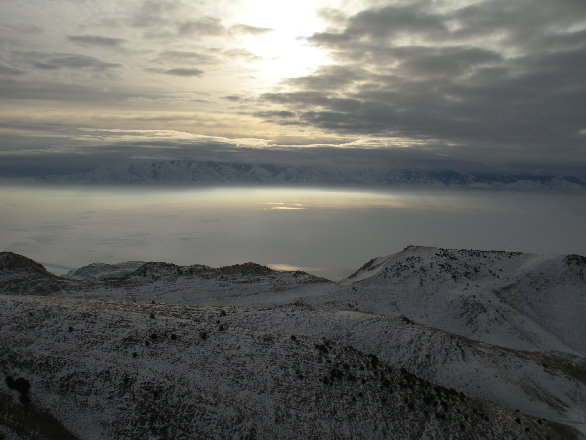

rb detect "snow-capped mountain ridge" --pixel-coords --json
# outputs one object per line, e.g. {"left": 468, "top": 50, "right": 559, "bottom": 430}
{"left": 65, "top": 259, "right": 331, "bottom": 286}
{"left": 32, "top": 159, "right": 586, "bottom": 191}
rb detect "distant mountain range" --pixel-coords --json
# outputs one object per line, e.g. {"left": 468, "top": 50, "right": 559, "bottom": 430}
{"left": 1, "top": 247, "right": 585, "bottom": 439}
{"left": 10, "top": 159, "right": 583, "bottom": 190}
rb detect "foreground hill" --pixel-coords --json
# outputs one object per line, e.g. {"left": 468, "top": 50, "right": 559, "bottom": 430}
{"left": 205, "top": 306, "right": 586, "bottom": 429}
{"left": 0, "top": 249, "right": 585, "bottom": 438}
{"left": 0, "top": 252, "right": 335, "bottom": 303}
{"left": 1, "top": 294, "right": 578, "bottom": 440}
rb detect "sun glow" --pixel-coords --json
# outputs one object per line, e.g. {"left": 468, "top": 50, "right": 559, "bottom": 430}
{"left": 237, "top": 0, "right": 332, "bottom": 81}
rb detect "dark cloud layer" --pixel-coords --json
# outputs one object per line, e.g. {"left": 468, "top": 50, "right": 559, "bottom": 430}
{"left": 68, "top": 35, "right": 126, "bottom": 47}
{"left": 31, "top": 54, "right": 121, "bottom": 71}
{"left": 0, "top": 78, "right": 145, "bottom": 102}
{"left": 162, "top": 68, "right": 204, "bottom": 77}
{"left": 0, "top": 64, "right": 24, "bottom": 76}
{"left": 2, "top": 136, "right": 585, "bottom": 183}
{"left": 177, "top": 17, "right": 225, "bottom": 36}
{"left": 156, "top": 50, "right": 219, "bottom": 65}
{"left": 258, "top": 0, "right": 586, "bottom": 161}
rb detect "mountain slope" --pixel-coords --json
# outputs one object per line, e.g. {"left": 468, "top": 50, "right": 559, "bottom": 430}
{"left": 343, "top": 246, "right": 586, "bottom": 355}
{"left": 1, "top": 250, "right": 585, "bottom": 438}
{"left": 0, "top": 252, "right": 68, "bottom": 295}
{"left": 1, "top": 294, "right": 578, "bottom": 440}
{"left": 201, "top": 305, "right": 585, "bottom": 429}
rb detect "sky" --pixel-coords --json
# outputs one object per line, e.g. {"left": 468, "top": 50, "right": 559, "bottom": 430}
{"left": 1, "top": 0, "right": 585, "bottom": 177}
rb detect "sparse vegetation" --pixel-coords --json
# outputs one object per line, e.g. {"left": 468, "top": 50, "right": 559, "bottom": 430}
{"left": 6, "top": 376, "right": 31, "bottom": 404}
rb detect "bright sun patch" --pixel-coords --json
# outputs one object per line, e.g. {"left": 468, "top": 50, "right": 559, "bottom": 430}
{"left": 237, "top": 0, "right": 332, "bottom": 81}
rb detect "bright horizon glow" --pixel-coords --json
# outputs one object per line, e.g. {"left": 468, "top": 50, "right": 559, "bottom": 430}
{"left": 0, "top": 185, "right": 414, "bottom": 213}
{"left": 2, "top": 185, "right": 585, "bottom": 281}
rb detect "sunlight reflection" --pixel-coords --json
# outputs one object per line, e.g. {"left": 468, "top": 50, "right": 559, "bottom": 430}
{"left": 267, "top": 263, "right": 322, "bottom": 272}
{"left": 265, "top": 206, "right": 306, "bottom": 210}
{"left": 263, "top": 202, "right": 306, "bottom": 210}
{"left": 0, "top": 186, "right": 418, "bottom": 215}
{"left": 2, "top": 185, "right": 585, "bottom": 278}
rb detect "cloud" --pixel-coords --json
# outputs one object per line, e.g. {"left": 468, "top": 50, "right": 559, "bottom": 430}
{"left": 230, "top": 24, "right": 273, "bottom": 35}
{"left": 255, "top": 0, "right": 586, "bottom": 157}
{"left": 310, "top": 3, "right": 449, "bottom": 48}
{"left": 262, "top": 91, "right": 331, "bottom": 107}
{"left": 2, "top": 132, "right": 584, "bottom": 181}
{"left": 344, "top": 3, "right": 449, "bottom": 41}
{"left": 156, "top": 50, "right": 219, "bottom": 65}
{"left": 68, "top": 35, "right": 126, "bottom": 47}
{"left": 128, "top": 2, "right": 229, "bottom": 40}
{"left": 223, "top": 48, "right": 261, "bottom": 61}
{"left": 131, "top": 0, "right": 179, "bottom": 28}
{"left": 381, "top": 46, "right": 503, "bottom": 78}
{"left": 1, "top": 0, "right": 584, "bottom": 181}
{"left": 451, "top": 0, "right": 586, "bottom": 46}
{"left": 146, "top": 67, "right": 204, "bottom": 77}
{"left": 164, "top": 68, "right": 204, "bottom": 77}
{"left": 0, "top": 78, "right": 140, "bottom": 102}
{"left": 254, "top": 110, "right": 297, "bottom": 122}
{"left": 30, "top": 54, "right": 121, "bottom": 71}
{"left": 177, "top": 17, "right": 225, "bottom": 36}
{"left": 286, "top": 65, "right": 369, "bottom": 90}
{"left": 255, "top": 110, "right": 296, "bottom": 118}
{"left": 0, "top": 64, "right": 24, "bottom": 76}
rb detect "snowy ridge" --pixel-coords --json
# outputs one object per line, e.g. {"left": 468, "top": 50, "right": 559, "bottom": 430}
{"left": 212, "top": 306, "right": 586, "bottom": 429}
{"left": 0, "top": 252, "right": 66, "bottom": 295}
{"left": 343, "top": 246, "right": 586, "bottom": 355}
{"left": 36, "top": 159, "right": 586, "bottom": 191}
{"left": 65, "top": 261, "right": 145, "bottom": 281}
{"left": 0, "top": 249, "right": 585, "bottom": 439}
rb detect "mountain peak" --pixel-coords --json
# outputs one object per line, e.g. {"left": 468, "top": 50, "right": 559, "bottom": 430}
{"left": 0, "top": 252, "right": 50, "bottom": 275}
{"left": 218, "top": 262, "right": 274, "bottom": 276}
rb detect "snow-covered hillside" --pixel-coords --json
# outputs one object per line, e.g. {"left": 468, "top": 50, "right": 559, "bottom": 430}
{"left": 1, "top": 249, "right": 585, "bottom": 439}
{"left": 343, "top": 246, "right": 586, "bottom": 355}
{"left": 1, "top": 295, "right": 578, "bottom": 440}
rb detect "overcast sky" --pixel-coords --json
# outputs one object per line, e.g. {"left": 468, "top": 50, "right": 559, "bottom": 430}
{"left": 1, "top": 0, "right": 585, "bottom": 176}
